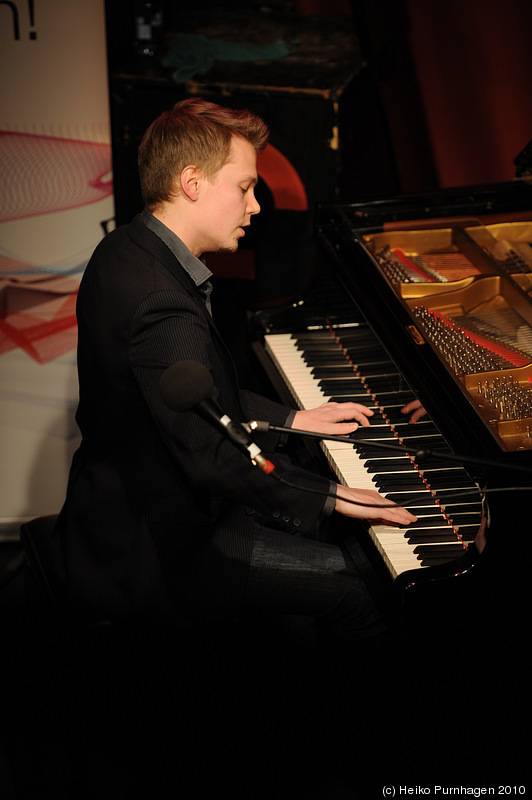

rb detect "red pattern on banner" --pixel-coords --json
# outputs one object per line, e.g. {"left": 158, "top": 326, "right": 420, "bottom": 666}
{"left": 0, "top": 131, "right": 112, "bottom": 222}
{"left": 0, "top": 283, "right": 79, "bottom": 363}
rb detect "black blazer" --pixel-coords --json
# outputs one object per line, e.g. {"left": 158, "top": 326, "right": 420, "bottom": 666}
{"left": 54, "top": 215, "right": 332, "bottom": 624}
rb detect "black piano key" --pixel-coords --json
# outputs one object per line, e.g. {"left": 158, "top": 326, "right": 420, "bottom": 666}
{"left": 338, "top": 336, "right": 388, "bottom": 349}
{"left": 334, "top": 407, "right": 411, "bottom": 426}
{"left": 419, "top": 467, "right": 473, "bottom": 479}
{"left": 419, "top": 554, "right": 467, "bottom": 566}
{"left": 392, "top": 422, "right": 442, "bottom": 437}
{"left": 402, "top": 516, "right": 478, "bottom": 535}
{"left": 345, "top": 347, "right": 393, "bottom": 360}
{"left": 414, "top": 544, "right": 467, "bottom": 556}
{"left": 446, "top": 514, "right": 481, "bottom": 526}
{"left": 401, "top": 435, "right": 448, "bottom": 449}
{"left": 344, "top": 354, "right": 391, "bottom": 364}
{"left": 407, "top": 533, "right": 463, "bottom": 545}
{"left": 315, "top": 369, "right": 404, "bottom": 387}
{"left": 299, "top": 340, "right": 384, "bottom": 357}
{"left": 365, "top": 459, "right": 414, "bottom": 472}
{"left": 382, "top": 409, "right": 419, "bottom": 424}
{"left": 374, "top": 478, "right": 428, "bottom": 491}
{"left": 360, "top": 411, "right": 388, "bottom": 422}
{"left": 453, "top": 531, "right": 477, "bottom": 542}
{"left": 415, "top": 460, "right": 467, "bottom": 472}
{"left": 355, "top": 447, "right": 410, "bottom": 459}
{"left": 399, "top": 517, "right": 453, "bottom": 529}
{"left": 374, "top": 410, "right": 413, "bottom": 425}
{"left": 303, "top": 353, "right": 351, "bottom": 366}
{"left": 311, "top": 364, "right": 363, "bottom": 374}
{"left": 327, "top": 396, "right": 375, "bottom": 406}
{"left": 358, "top": 373, "right": 407, "bottom": 385}
{"left": 442, "top": 503, "right": 483, "bottom": 515}
{"left": 370, "top": 392, "right": 418, "bottom": 405}
{"left": 336, "top": 329, "right": 380, "bottom": 342}
{"left": 292, "top": 336, "right": 337, "bottom": 346}
{"left": 414, "top": 453, "right": 463, "bottom": 466}
{"left": 368, "top": 464, "right": 426, "bottom": 479}
{"left": 405, "top": 531, "right": 456, "bottom": 543}
{"left": 295, "top": 342, "right": 343, "bottom": 350}
{"left": 405, "top": 505, "right": 450, "bottom": 516}
{"left": 356, "top": 422, "right": 440, "bottom": 439}
{"left": 384, "top": 491, "right": 433, "bottom": 504}
{"left": 318, "top": 378, "right": 368, "bottom": 390}
{"left": 451, "top": 532, "right": 478, "bottom": 543}
{"left": 352, "top": 427, "right": 409, "bottom": 441}
{"left": 359, "top": 432, "right": 405, "bottom": 442}
{"left": 330, "top": 396, "right": 377, "bottom": 406}
{"left": 335, "top": 332, "right": 376, "bottom": 345}
{"left": 378, "top": 478, "right": 476, "bottom": 495}
{"left": 347, "top": 357, "right": 397, "bottom": 372}
{"left": 366, "top": 422, "right": 409, "bottom": 433}
{"left": 355, "top": 429, "right": 439, "bottom": 447}
{"left": 422, "top": 474, "right": 478, "bottom": 489}
{"left": 297, "top": 344, "right": 348, "bottom": 351}
{"left": 419, "top": 555, "right": 467, "bottom": 566}
{"left": 416, "top": 545, "right": 469, "bottom": 565}
{"left": 431, "top": 491, "right": 480, "bottom": 505}
{"left": 331, "top": 394, "right": 377, "bottom": 405}
{"left": 364, "top": 452, "right": 460, "bottom": 469}
{"left": 355, "top": 362, "right": 399, "bottom": 374}
{"left": 322, "top": 385, "right": 417, "bottom": 406}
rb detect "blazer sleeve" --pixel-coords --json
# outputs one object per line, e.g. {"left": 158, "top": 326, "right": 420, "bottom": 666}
{"left": 129, "top": 286, "right": 334, "bottom": 534}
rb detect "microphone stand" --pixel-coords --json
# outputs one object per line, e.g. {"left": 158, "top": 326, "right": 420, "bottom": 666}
{"left": 247, "top": 421, "right": 532, "bottom": 475}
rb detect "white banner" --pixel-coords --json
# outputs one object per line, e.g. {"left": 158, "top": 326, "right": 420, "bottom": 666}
{"left": 0, "top": 0, "right": 114, "bottom": 534}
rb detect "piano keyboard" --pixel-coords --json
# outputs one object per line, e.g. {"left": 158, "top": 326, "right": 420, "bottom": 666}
{"left": 264, "top": 325, "right": 483, "bottom": 582}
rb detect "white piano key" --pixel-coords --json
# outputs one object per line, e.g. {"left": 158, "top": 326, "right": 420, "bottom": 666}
{"left": 264, "top": 331, "right": 474, "bottom": 580}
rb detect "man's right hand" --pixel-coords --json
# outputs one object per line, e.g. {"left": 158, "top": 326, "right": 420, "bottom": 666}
{"left": 334, "top": 485, "right": 417, "bottom": 526}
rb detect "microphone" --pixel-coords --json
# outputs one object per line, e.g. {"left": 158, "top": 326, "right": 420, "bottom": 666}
{"left": 159, "top": 360, "right": 275, "bottom": 474}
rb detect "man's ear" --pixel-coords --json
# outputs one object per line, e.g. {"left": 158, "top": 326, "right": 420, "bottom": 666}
{"left": 180, "top": 166, "right": 202, "bottom": 202}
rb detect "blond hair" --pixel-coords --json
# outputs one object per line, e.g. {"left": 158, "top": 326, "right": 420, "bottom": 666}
{"left": 138, "top": 97, "right": 269, "bottom": 210}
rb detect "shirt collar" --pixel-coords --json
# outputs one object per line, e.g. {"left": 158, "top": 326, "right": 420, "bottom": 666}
{"left": 140, "top": 208, "right": 213, "bottom": 289}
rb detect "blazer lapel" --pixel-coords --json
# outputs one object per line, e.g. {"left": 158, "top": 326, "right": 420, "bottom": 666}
{"left": 127, "top": 215, "right": 238, "bottom": 373}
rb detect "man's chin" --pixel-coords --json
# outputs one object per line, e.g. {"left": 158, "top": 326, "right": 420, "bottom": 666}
{"left": 216, "top": 242, "right": 239, "bottom": 254}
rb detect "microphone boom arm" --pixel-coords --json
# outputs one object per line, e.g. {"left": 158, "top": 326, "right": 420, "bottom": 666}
{"left": 246, "top": 421, "right": 532, "bottom": 475}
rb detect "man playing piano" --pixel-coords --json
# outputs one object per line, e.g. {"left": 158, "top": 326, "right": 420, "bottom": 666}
{"left": 53, "top": 97, "right": 417, "bottom": 648}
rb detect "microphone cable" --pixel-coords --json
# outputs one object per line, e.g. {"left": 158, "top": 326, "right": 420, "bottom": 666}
{"left": 262, "top": 457, "right": 532, "bottom": 510}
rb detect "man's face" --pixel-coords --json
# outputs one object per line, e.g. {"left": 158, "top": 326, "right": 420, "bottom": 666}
{"left": 196, "top": 136, "right": 261, "bottom": 255}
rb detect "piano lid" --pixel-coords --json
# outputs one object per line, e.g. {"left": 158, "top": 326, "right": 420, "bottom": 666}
{"left": 316, "top": 179, "right": 532, "bottom": 460}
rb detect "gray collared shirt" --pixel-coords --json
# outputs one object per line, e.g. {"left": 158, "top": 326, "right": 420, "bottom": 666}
{"left": 141, "top": 208, "right": 213, "bottom": 313}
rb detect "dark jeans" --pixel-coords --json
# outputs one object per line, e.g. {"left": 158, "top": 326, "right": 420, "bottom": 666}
{"left": 242, "top": 523, "right": 387, "bottom": 649}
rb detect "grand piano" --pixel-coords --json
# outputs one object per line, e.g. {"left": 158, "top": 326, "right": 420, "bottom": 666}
{"left": 250, "top": 164, "right": 532, "bottom": 639}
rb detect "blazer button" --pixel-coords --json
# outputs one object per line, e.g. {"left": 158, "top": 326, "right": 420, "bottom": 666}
{"left": 244, "top": 506, "right": 255, "bottom": 516}
{"left": 293, "top": 518, "right": 301, "bottom": 527}
{"left": 272, "top": 510, "right": 281, "bottom": 518}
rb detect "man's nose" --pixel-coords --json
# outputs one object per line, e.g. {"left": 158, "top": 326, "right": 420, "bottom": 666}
{"left": 248, "top": 190, "right": 260, "bottom": 215}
